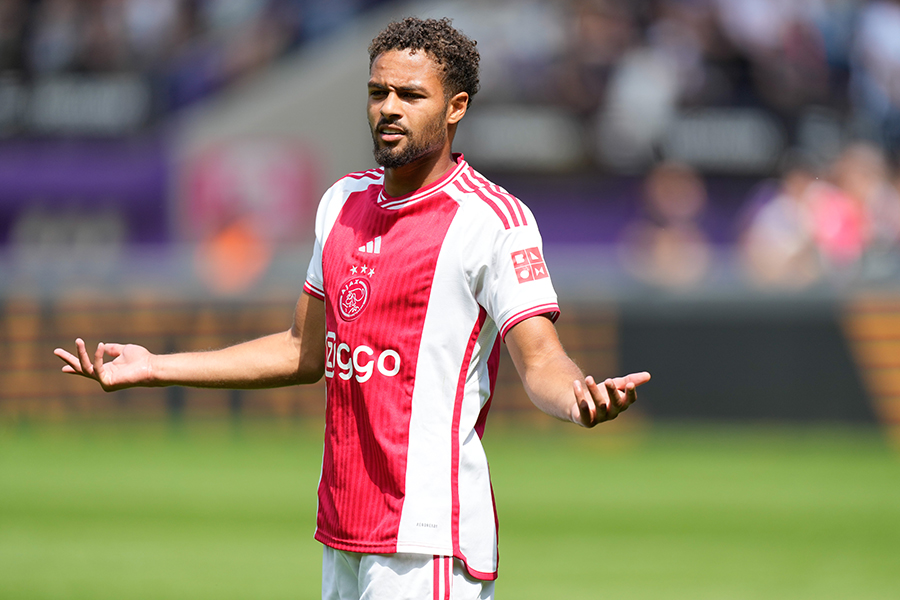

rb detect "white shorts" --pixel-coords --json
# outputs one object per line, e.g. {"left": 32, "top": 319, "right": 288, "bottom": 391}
{"left": 321, "top": 546, "right": 495, "bottom": 600}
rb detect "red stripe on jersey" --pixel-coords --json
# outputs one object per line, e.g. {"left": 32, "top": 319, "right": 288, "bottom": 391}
{"left": 450, "top": 309, "right": 488, "bottom": 569}
{"left": 492, "top": 182, "right": 528, "bottom": 227}
{"left": 493, "top": 189, "right": 520, "bottom": 227}
{"left": 462, "top": 563, "right": 499, "bottom": 581}
{"left": 468, "top": 170, "right": 527, "bottom": 226}
{"left": 303, "top": 281, "right": 325, "bottom": 301}
{"left": 500, "top": 304, "right": 561, "bottom": 340}
{"left": 477, "top": 338, "right": 502, "bottom": 571}
{"left": 458, "top": 173, "right": 510, "bottom": 229}
{"left": 469, "top": 171, "right": 522, "bottom": 227}
{"left": 474, "top": 336, "right": 500, "bottom": 439}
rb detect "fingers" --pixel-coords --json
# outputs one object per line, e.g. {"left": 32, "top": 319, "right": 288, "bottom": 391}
{"left": 574, "top": 373, "right": 647, "bottom": 428}
{"left": 53, "top": 347, "right": 81, "bottom": 373}
{"left": 610, "top": 372, "right": 651, "bottom": 389}
{"left": 93, "top": 342, "right": 106, "bottom": 379}
{"left": 102, "top": 343, "right": 124, "bottom": 358}
{"left": 604, "top": 378, "right": 622, "bottom": 415}
{"left": 625, "top": 380, "right": 638, "bottom": 406}
{"left": 76, "top": 338, "right": 95, "bottom": 377}
{"left": 626, "top": 371, "right": 652, "bottom": 386}
{"left": 573, "top": 376, "right": 613, "bottom": 428}
{"left": 585, "top": 376, "right": 609, "bottom": 422}
{"left": 55, "top": 339, "right": 107, "bottom": 381}
{"left": 573, "top": 379, "right": 594, "bottom": 427}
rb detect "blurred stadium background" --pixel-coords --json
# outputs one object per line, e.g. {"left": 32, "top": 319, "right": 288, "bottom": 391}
{"left": 1, "top": 0, "right": 900, "bottom": 598}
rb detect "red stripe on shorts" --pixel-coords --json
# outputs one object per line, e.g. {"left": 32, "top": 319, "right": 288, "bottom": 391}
{"left": 444, "top": 556, "right": 451, "bottom": 600}
{"left": 433, "top": 556, "right": 440, "bottom": 600}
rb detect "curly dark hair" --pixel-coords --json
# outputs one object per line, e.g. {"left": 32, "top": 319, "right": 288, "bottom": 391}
{"left": 368, "top": 17, "right": 480, "bottom": 106}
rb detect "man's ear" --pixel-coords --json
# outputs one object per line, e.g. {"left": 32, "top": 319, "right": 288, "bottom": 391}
{"left": 447, "top": 92, "right": 469, "bottom": 124}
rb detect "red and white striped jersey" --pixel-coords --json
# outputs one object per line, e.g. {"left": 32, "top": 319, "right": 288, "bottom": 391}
{"left": 303, "top": 155, "right": 559, "bottom": 581}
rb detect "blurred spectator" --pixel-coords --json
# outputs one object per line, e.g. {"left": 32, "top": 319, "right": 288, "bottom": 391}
{"left": 711, "top": 0, "right": 830, "bottom": 114}
{"left": 594, "top": 39, "right": 681, "bottom": 169}
{"left": 3, "top": 0, "right": 897, "bottom": 164}
{"left": 738, "top": 154, "right": 824, "bottom": 289}
{"left": 831, "top": 142, "right": 900, "bottom": 279}
{"left": 76, "top": 1, "right": 131, "bottom": 72}
{"left": 123, "top": 0, "right": 181, "bottom": 68}
{"left": 558, "top": 0, "right": 639, "bottom": 116}
{"left": 618, "top": 161, "right": 712, "bottom": 289}
{"left": 644, "top": 1, "right": 707, "bottom": 105}
{"left": 0, "top": 0, "right": 28, "bottom": 72}
{"left": 1, "top": 0, "right": 389, "bottom": 126}
{"left": 26, "top": 0, "right": 77, "bottom": 74}
{"left": 851, "top": 0, "right": 900, "bottom": 159}
{"left": 740, "top": 142, "right": 900, "bottom": 288}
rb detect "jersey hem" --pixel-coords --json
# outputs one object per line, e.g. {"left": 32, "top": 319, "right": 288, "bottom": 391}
{"left": 315, "top": 532, "right": 398, "bottom": 555}
{"left": 316, "top": 536, "right": 499, "bottom": 581}
{"left": 462, "top": 563, "right": 499, "bottom": 581}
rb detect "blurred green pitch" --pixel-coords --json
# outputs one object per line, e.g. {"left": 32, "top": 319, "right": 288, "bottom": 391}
{"left": 1, "top": 417, "right": 898, "bottom": 600}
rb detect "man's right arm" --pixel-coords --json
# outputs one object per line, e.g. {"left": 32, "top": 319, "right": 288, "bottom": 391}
{"left": 54, "top": 293, "right": 326, "bottom": 392}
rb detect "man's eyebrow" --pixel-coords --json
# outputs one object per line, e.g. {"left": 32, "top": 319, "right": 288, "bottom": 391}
{"left": 367, "top": 81, "right": 427, "bottom": 93}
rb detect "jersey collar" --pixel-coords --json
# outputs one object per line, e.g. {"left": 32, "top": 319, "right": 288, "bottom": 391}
{"left": 376, "top": 154, "right": 467, "bottom": 210}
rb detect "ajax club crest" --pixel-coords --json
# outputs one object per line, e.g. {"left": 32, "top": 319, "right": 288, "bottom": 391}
{"left": 338, "top": 277, "right": 370, "bottom": 321}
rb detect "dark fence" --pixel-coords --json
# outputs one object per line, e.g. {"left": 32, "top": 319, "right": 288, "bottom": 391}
{"left": 3, "top": 290, "right": 896, "bottom": 433}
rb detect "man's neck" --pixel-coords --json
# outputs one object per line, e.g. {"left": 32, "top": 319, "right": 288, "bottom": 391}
{"left": 382, "top": 150, "right": 457, "bottom": 198}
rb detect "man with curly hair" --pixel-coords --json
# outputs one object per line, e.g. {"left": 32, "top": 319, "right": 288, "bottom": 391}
{"left": 55, "top": 16, "right": 649, "bottom": 600}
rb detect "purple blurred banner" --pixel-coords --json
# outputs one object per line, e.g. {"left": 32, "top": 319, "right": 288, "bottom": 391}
{"left": 0, "top": 137, "right": 170, "bottom": 245}
{"left": 493, "top": 172, "right": 761, "bottom": 248}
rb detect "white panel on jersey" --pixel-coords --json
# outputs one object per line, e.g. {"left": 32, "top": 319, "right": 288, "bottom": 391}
{"left": 396, "top": 205, "right": 502, "bottom": 574}
{"left": 395, "top": 229, "right": 479, "bottom": 556}
{"left": 306, "top": 172, "right": 382, "bottom": 290}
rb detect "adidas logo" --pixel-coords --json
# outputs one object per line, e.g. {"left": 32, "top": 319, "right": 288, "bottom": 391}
{"left": 358, "top": 236, "right": 382, "bottom": 254}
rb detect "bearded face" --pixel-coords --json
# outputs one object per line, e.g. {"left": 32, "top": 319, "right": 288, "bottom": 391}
{"left": 367, "top": 50, "right": 453, "bottom": 171}
{"left": 370, "top": 106, "right": 448, "bottom": 169}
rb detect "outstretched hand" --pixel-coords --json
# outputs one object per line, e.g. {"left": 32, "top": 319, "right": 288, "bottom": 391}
{"left": 53, "top": 338, "right": 154, "bottom": 392}
{"left": 571, "top": 372, "right": 651, "bottom": 428}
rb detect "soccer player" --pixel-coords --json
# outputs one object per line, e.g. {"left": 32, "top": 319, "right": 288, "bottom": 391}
{"left": 54, "top": 17, "right": 651, "bottom": 600}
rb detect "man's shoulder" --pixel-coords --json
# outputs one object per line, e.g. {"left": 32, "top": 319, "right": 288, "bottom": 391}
{"left": 316, "top": 167, "right": 384, "bottom": 209}
{"left": 450, "top": 164, "right": 533, "bottom": 231}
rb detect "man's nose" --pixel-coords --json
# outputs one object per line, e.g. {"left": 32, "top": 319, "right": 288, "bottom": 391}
{"left": 380, "top": 92, "right": 401, "bottom": 117}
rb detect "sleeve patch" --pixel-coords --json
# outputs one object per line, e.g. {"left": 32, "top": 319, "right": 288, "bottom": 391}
{"left": 511, "top": 247, "right": 549, "bottom": 283}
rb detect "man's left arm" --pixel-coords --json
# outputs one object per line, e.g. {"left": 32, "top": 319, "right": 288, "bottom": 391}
{"left": 505, "top": 315, "right": 651, "bottom": 428}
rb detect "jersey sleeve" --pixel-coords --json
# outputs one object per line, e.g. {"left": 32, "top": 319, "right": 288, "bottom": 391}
{"left": 303, "top": 208, "right": 326, "bottom": 301}
{"left": 471, "top": 203, "right": 560, "bottom": 340}
{"left": 303, "top": 244, "right": 325, "bottom": 300}
{"left": 303, "top": 181, "right": 346, "bottom": 301}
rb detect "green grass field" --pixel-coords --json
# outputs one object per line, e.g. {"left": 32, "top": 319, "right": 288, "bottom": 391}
{"left": 1, "top": 416, "right": 898, "bottom": 599}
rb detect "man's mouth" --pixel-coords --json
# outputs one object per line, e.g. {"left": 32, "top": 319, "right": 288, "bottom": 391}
{"left": 377, "top": 123, "right": 406, "bottom": 143}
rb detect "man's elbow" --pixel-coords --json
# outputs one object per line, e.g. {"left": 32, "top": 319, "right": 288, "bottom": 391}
{"left": 293, "top": 356, "right": 325, "bottom": 384}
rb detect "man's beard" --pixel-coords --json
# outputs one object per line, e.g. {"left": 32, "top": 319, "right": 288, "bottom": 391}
{"left": 371, "top": 111, "right": 447, "bottom": 169}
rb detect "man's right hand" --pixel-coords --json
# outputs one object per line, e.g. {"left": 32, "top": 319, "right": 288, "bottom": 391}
{"left": 54, "top": 338, "right": 154, "bottom": 392}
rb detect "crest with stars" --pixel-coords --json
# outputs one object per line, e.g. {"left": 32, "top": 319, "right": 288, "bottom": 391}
{"left": 338, "top": 263, "right": 376, "bottom": 322}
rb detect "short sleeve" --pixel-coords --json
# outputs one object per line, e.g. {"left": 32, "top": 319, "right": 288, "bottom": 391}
{"left": 303, "top": 180, "right": 348, "bottom": 300}
{"left": 471, "top": 203, "right": 559, "bottom": 340}
{"left": 303, "top": 237, "right": 325, "bottom": 300}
